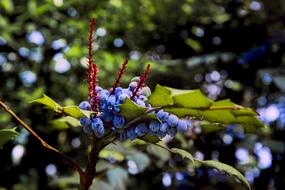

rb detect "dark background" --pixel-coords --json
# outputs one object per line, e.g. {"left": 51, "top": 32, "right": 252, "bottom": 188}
{"left": 0, "top": 0, "right": 285, "bottom": 189}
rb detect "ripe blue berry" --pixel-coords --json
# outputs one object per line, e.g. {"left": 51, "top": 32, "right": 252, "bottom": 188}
{"left": 167, "top": 114, "right": 179, "bottom": 127}
{"left": 115, "top": 87, "right": 123, "bottom": 98}
{"left": 102, "top": 111, "right": 113, "bottom": 122}
{"left": 159, "top": 122, "right": 169, "bottom": 133}
{"left": 149, "top": 121, "right": 160, "bottom": 132}
{"left": 107, "top": 95, "right": 116, "bottom": 106}
{"left": 127, "top": 127, "right": 137, "bottom": 140}
{"left": 118, "top": 94, "right": 128, "bottom": 104}
{"left": 138, "top": 95, "right": 147, "bottom": 101}
{"left": 80, "top": 117, "right": 91, "bottom": 127}
{"left": 119, "top": 130, "right": 127, "bottom": 141}
{"left": 122, "top": 89, "right": 132, "bottom": 97}
{"left": 113, "top": 105, "right": 120, "bottom": 112}
{"left": 177, "top": 119, "right": 188, "bottom": 133}
{"left": 157, "top": 110, "right": 169, "bottom": 121}
{"left": 136, "top": 99, "right": 146, "bottom": 107}
{"left": 113, "top": 115, "right": 126, "bottom": 129}
{"left": 135, "top": 123, "right": 148, "bottom": 137}
{"left": 91, "top": 117, "right": 105, "bottom": 138}
{"left": 79, "top": 101, "right": 91, "bottom": 110}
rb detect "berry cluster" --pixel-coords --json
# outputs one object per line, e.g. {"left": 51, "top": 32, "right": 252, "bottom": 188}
{"left": 79, "top": 17, "right": 191, "bottom": 141}
{"left": 79, "top": 78, "right": 192, "bottom": 140}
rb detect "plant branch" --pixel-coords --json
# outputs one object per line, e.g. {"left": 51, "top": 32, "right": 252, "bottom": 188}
{"left": 0, "top": 100, "right": 84, "bottom": 178}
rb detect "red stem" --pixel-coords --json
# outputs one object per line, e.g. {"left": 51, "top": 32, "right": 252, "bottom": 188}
{"left": 87, "top": 18, "right": 99, "bottom": 112}
{"left": 111, "top": 58, "right": 129, "bottom": 93}
{"left": 131, "top": 64, "right": 151, "bottom": 100}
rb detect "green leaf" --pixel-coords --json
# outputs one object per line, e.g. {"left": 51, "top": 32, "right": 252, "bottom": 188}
{"left": 196, "top": 160, "right": 251, "bottom": 190}
{"left": 167, "top": 87, "right": 213, "bottom": 108}
{"left": 30, "top": 94, "right": 62, "bottom": 112}
{"left": 165, "top": 99, "right": 264, "bottom": 132}
{"left": 50, "top": 117, "right": 80, "bottom": 130}
{"left": 140, "top": 134, "right": 160, "bottom": 143}
{"left": 119, "top": 98, "right": 147, "bottom": 121}
{"left": 171, "top": 148, "right": 194, "bottom": 163}
{"left": 0, "top": 128, "right": 19, "bottom": 148}
{"left": 62, "top": 106, "right": 86, "bottom": 119}
{"left": 30, "top": 95, "right": 89, "bottom": 119}
{"left": 148, "top": 84, "right": 174, "bottom": 107}
{"left": 155, "top": 143, "right": 194, "bottom": 163}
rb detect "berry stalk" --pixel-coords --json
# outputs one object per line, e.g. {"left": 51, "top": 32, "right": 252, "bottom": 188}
{"left": 131, "top": 64, "right": 151, "bottom": 100}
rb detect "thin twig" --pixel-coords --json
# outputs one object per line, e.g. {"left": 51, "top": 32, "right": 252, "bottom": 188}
{"left": 0, "top": 100, "right": 84, "bottom": 178}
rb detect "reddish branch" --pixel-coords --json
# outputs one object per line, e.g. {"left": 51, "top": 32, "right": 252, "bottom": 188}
{"left": 88, "top": 18, "right": 99, "bottom": 111}
{"left": 131, "top": 64, "right": 151, "bottom": 100}
{"left": 111, "top": 58, "right": 129, "bottom": 93}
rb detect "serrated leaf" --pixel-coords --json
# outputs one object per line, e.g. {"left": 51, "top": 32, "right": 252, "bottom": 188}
{"left": 62, "top": 106, "right": 86, "bottom": 119}
{"left": 148, "top": 84, "right": 174, "bottom": 107}
{"left": 0, "top": 128, "right": 19, "bottom": 148}
{"left": 171, "top": 148, "right": 194, "bottom": 163}
{"left": 200, "top": 122, "right": 226, "bottom": 133}
{"left": 119, "top": 98, "right": 147, "bottom": 121}
{"left": 30, "top": 94, "right": 62, "bottom": 112}
{"left": 196, "top": 160, "right": 251, "bottom": 190}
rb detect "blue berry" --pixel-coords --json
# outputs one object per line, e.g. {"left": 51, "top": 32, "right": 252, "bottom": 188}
{"left": 135, "top": 123, "right": 148, "bottom": 137}
{"left": 113, "top": 115, "right": 126, "bottom": 129}
{"left": 167, "top": 114, "right": 179, "bottom": 127}
{"left": 149, "top": 121, "right": 160, "bottom": 132}
{"left": 122, "top": 89, "right": 132, "bottom": 97}
{"left": 96, "top": 86, "right": 103, "bottom": 93}
{"left": 113, "top": 105, "right": 120, "bottom": 112}
{"left": 136, "top": 99, "right": 146, "bottom": 107}
{"left": 160, "top": 122, "right": 169, "bottom": 133}
{"left": 117, "top": 94, "right": 128, "bottom": 104}
{"left": 115, "top": 87, "right": 123, "bottom": 98}
{"left": 138, "top": 95, "right": 147, "bottom": 101}
{"left": 157, "top": 110, "right": 169, "bottom": 121}
{"left": 157, "top": 130, "right": 166, "bottom": 138}
{"left": 80, "top": 117, "right": 91, "bottom": 127}
{"left": 127, "top": 127, "right": 137, "bottom": 140}
{"left": 91, "top": 117, "right": 105, "bottom": 138}
{"left": 119, "top": 130, "right": 127, "bottom": 141}
{"left": 177, "top": 119, "right": 188, "bottom": 133}
{"left": 102, "top": 111, "right": 113, "bottom": 122}
{"left": 107, "top": 95, "right": 116, "bottom": 106}
{"left": 79, "top": 101, "right": 91, "bottom": 110}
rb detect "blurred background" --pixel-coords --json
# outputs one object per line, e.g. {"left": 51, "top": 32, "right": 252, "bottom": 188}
{"left": 0, "top": 0, "right": 285, "bottom": 189}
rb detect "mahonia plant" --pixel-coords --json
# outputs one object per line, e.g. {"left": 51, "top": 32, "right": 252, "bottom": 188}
{"left": 0, "top": 18, "right": 266, "bottom": 190}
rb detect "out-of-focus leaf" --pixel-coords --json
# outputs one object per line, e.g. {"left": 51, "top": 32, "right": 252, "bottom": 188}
{"left": 140, "top": 134, "right": 160, "bottom": 143}
{"left": 0, "top": 128, "right": 19, "bottom": 148}
{"left": 99, "top": 149, "right": 125, "bottom": 162}
{"left": 196, "top": 160, "right": 251, "bottom": 190}
{"left": 106, "top": 167, "right": 128, "bottom": 190}
{"left": 50, "top": 117, "right": 80, "bottom": 130}
{"left": 0, "top": 0, "right": 14, "bottom": 13}
{"left": 185, "top": 38, "right": 202, "bottom": 52}
{"left": 126, "top": 152, "right": 150, "bottom": 172}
